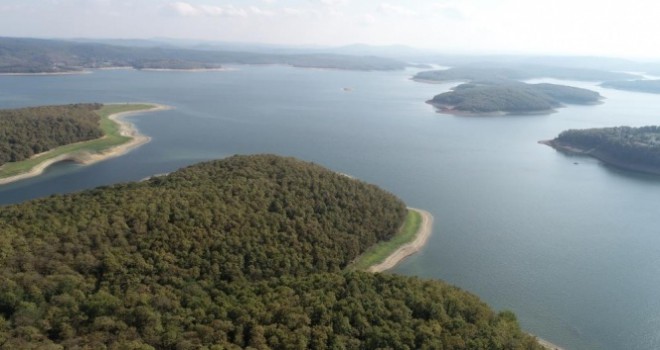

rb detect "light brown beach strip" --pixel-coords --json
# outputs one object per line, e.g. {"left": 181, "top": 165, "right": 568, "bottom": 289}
{"left": 368, "top": 208, "right": 433, "bottom": 273}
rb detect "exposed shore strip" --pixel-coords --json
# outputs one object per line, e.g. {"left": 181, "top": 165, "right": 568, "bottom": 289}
{"left": 0, "top": 103, "right": 171, "bottom": 185}
{"left": 540, "top": 139, "right": 660, "bottom": 176}
{"left": 365, "top": 208, "right": 564, "bottom": 350}
{"left": 535, "top": 336, "right": 566, "bottom": 350}
{"left": 367, "top": 208, "right": 433, "bottom": 273}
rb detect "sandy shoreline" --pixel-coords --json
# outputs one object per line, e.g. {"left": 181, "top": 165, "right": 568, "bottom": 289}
{"left": 367, "top": 208, "right": 433, "bottom": 273}
{"left": 535, "top": 336, "right": 566, "bottom": 350}
{"left": 0, "top": 103, "right": 172, "bottom": 185}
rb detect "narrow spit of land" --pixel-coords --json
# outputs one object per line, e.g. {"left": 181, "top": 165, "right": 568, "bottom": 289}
{"left": 0, "top": 103, "right": 171, "bottom": 185}
{"left": 353, "top": 208, "right": 564, "bottom": 350}
{"left": 349, "top": 207, "right": 433, "bottom": 272}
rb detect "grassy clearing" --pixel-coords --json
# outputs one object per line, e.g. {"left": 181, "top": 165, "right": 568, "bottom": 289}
{"left": 348, "top": 209, "right": 422, "bottom": 271}
{"left": 0, "top": 104, "right": 155, "bottom": 179}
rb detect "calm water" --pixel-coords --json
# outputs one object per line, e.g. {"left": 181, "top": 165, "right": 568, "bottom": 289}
{"left": 2, "top": 67, "right": 660, "bottom": 349}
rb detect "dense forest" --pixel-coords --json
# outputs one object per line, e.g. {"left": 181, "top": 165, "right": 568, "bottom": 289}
{"left": 0, "top": 104, "right": 103, "bottom": 166}
{"left": 550, "top": 126, "right": 660, "bottom": 171}
{"left": 0, "top": 37, "right": 407, "bottom": 73}
{"left": 601, "top": 79, "right": 660, "bottom": 94}
{"left": 428, "top": 81, "right": 601, "bottom": 114}
{"left": 0, "top": 155, "right": 541, "bottom": 349}
{"left": 414, "top": 64, "right": 637, "bottom": 83}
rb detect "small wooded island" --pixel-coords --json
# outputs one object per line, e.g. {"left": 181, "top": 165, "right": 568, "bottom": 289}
{"left": 414, "top": 65, "right": 638, "bottom": 83}
{"left": 428, "top": 81, "right": 602, "bottom": 115}
{"left": 0, "top": 103, "right": 168, "bottom": 185}
{"left": 0, "top": 155, "right": 543, "bottom": 349}
{"left": 542, "top": 126, "right": 660, "bottom": 175}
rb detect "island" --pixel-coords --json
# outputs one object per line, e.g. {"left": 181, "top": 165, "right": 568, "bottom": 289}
{"left": 0, "top": 155, "right": 544, "bottom": 349}
{"left": 0, "top": 103, "right": 170, "bottom": 185}
{"left": 414, "top": 65, "right": 639, "bottom": 83}
{"left": 541, "top": 125, "right": 660, "bottom": 175}
{"left": 428, "top": 81, "right": 602, "bottom": 115}
{"left": 601, "top": 79, "right": 660, "bottom": 94}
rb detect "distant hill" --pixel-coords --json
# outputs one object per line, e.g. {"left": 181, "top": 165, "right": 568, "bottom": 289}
{"left": 428, "top": 81, "right": 601, "bottom": 114}
{"left": 0, "top": 37, "right": 408, "bottom": 73}
{"left": 543, "top": 126, "right": 660, "bottom": 175}
{"left": 0, "top": 154, "right": 542, "bottom": 349}
{"left": 601, "top": 79, "right": 660, "bottom": 94}
{"left": 414, "top": 64, "right": 639, "bottom": 83}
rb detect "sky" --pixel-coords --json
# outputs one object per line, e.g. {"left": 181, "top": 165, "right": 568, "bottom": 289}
{"left": 2, "top": 0, "right": 660, "bottom": 59}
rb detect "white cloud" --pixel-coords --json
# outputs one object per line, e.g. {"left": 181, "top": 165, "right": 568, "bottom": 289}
{"left": 282, "top": 7, "right": 321, "bottom": 17}
{"left": 249, "top": 6, "right": 274, "bottom": 16}
{"left": 168, "top": 2, "right": 274, "bottom": 18}
{"left": 170, "top": 2, "right": 200, "bottom": 16}
{"left": 379, "top": 3, "right": 416, "bottom": 17}
{"left": 320, "top": 0, "right": 348, "bottom": 5}
{"left": 362, "top": 13, "right": 377, "bottom": 25}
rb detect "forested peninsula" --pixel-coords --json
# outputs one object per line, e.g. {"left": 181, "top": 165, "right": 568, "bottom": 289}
{"left": 0, "top": 155, "right": 542, "bottom": 349}
{"left": 428, "top": 81, "right": 601, "bottom": 115}
{"left": 542, "top": 126, "right": 660, "bottom": 175}
{"left": 0, "top": 103, "right": 168, "bottom": 185}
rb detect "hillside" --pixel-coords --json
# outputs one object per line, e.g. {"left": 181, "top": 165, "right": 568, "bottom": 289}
{"left": 0, "top": 155, "right": 541, "bottom": 349}
{"left": 0, "top": 103, "right": 103, "bottom": 166}
{"left": 0, "top": 37, "right": 407, "bottom": 73}
{"left": 543, "top": 126, "right": 660, "bottom": 175}
{"left": 428, "top": 81, "right": 601, "bottom": 114}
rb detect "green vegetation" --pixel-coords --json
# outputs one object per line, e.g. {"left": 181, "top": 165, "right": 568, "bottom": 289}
{"left": 0, "top": 155, "right": 541, "bottom": 349}
{"left": 0, "top": 37, "right": 407, "bottom": 72}
{"left": 428, "top": 81, "right": 601, "bottom": 114}
{"left": 547, "top": 126, "right": 660, "bottom": 174}
{"left": 0, "top": 103, "right": 154, "bottom": 179}
{"left": 0, "top": 103, "right": 103, "bottom": 166}
{"left": 601, "top": 79, "right": 660, "bottom": 94}
{"left": 349, "top": 209, "right": 422, "bottom": 271}
{"left": 414, "top": 64, "right": 638, "bottom": 83}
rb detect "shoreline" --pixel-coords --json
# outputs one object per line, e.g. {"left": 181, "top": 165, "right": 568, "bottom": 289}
{"left": 427, "top": 100, "right": 556, "bottom": 116}
{"left": 0, "top": 71, "right": 92, "bottom": 76}
{"left": 364, "top": 207, "right": 564, "bottom": 350}
{"left": 540, "top": 139, "right": 660, "bottom": 176}
{"left": 367, "top": 208, "right": 433, "bottom": 273}
{"left": 535, "top": 335, "right": 566, "bottom": 350}
{"left": 0, "top": 103, "right": 172, "bottom": 186}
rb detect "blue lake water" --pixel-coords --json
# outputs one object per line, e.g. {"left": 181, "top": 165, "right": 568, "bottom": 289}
{"left": 2, "top": 67, "right": 660, "bottom": 349}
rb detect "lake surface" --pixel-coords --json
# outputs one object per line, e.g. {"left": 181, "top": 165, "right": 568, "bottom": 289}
{"left": 2, "top": 67, "right": 660, "bottom": 349}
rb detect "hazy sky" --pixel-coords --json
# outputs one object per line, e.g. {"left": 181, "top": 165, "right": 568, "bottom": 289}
{"left": 2, "top": 0, "right": 659, "bottom": 58}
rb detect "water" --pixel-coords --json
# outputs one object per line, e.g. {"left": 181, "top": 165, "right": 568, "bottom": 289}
{"left": 2, "top": 67, "right": 660, "bottom": 349}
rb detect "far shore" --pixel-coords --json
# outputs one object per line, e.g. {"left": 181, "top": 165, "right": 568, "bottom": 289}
{"left": 0, "top": 103, "right": 172, "bottom": 186}
{"left": 0, "top": 71, "right": 92, "bottom": 76}
{"left": 138, "top": 67, "right": 231, "bottom": 72}
{"left": 367, "top": 208, "right": 433, "bottom": 273}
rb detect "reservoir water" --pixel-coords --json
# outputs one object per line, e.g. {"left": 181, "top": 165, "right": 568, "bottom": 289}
{"left": 2, "top": 66, "right": 660, "bottom": 349}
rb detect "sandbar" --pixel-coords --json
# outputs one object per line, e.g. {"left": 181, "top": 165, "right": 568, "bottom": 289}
{"left": 368, "top": 208, "right": 434, "bottom": 273}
